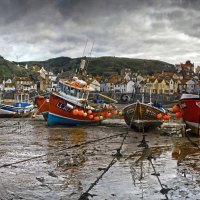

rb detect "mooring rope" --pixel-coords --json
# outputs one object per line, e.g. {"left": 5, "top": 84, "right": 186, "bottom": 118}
{"left": 78, "top": 130, "right": 129, "bottom": 200}
{"left": 147, "top": 156, "right": 169, "bottom": 200}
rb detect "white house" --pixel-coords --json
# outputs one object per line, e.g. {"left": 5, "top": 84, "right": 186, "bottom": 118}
{"left": 126, "top": 80, "right": 135, "bottom": 93}
{"left": 90, "top": 79, "right": 100, "bottom": 91}
{"left": 39, "top": 67, "right": 48, "bottom": 79}
{"left": 100, "top": 82, "right": 111, "bottom": 92}
{"left": 3, "top": 79, "right": 15, "bottom": 92}
{"left": 114, "top": 82, "right": 127, "bottom": 93}
{"left": 169, "top": 79, "right": 174, "bottom": 94}
{"left": 0, "top": 84, "right": 4, "bottom": 91}
{"left": 186, "top": 79, "right": 196, "bottom": 93}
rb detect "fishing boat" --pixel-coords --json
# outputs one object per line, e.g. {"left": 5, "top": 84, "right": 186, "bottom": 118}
{"left": 34, "top": 95, "right": 49, "bottom": 120}
{"left": 35, "top": 59, "right": 118, "bottom": 126}
{"left": 123, "top": 101, "right": 166, "bottom": 131}
{"left": 47, "top": 77, "right": 118, "bottom": 126}
{"left": 179, "top": 93, "right": 200, "bottom": 135}
{"left": 0, "top": 92, "right": 34, "bottom": 118}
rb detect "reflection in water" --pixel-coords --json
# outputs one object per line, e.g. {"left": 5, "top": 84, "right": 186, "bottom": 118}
{"left": 70, "top": 128, "right": 86, "bottom": 145}
{"left": 46, "top": 127, "right": 87, "bottom": 198}
{"left": 172, "top": 142, "right": 199, "bottom": 165}
{"left": 172, "top": 141, "right": 200, "bottom": 184}
{"left": 129, "top": 146, "right": 172, "bottom": 199}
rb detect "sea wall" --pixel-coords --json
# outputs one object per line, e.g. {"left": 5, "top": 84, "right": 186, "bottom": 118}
{"left": 89, "top": 92, "right": 181, "bottom": 105}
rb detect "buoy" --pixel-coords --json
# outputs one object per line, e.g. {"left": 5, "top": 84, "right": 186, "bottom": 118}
{"left": 94, "top": 116, "right": 100, "bottom": 121}
{"left": 163, "top": 114, "right": 170, "bottom": 120}
{"left": 89, "top": 115, "right": 93, "bottom": 119}
{"left": 175, "top": 112, "right": 182, "bottom": 119}
{"left": 112, "top": 110, "right": 118, "bottom": 115}
{"left": 87, "top": 110, "right": 92, "bottom": 114}
{"left": 78, "top": 110, "right": 84, "bottom": 116}
{"left": 83, "top": 112, "right": 87, "bottom": 117}
{"left": 172, "top": 105, "right": 180, "bottom": 113}
{"left": 72, "top": 109, "right": 78, "bottom": 115}
{"left": 156, "top": 113, "right": 163, "bottom": 119}
{"left": 99, "top": 115, "right": 103, "bottom": 120}
{"left": 107, "top": 112, "right": 112, "bottom": 118}
{"left": 118, "top": 111, "right": 123, "bottom": 116}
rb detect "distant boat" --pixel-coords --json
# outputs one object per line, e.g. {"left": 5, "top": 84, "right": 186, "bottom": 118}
{"left": 179, "top": 93, "right": 200, "bottom": 135}
{"left": 0, "top": 92, "right": 34, "bottom": 118}
{"left": 123, "top": 101, "right": 166, "bottom": 131}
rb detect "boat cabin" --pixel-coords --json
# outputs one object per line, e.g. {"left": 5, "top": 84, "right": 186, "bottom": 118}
{"left": 13, "top": 92, "right": 31, "bottom": 108}
{"left": 59, "top": 78, "right": 94, "bottom": 102}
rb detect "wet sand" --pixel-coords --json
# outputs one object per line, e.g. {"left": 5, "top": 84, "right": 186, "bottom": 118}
{"left": 0, "top": 116, "right": 200, "bottom": 200}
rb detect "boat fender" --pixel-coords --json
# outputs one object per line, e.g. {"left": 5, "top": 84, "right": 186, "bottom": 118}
{"left": 120, "top": 94, "right": 130, "bottom": 102}
{"left": 66, "top": 103, "right": 74, "bottom": 110}
{"left": 76, "top": 79, "right": 87, "bottom": 86}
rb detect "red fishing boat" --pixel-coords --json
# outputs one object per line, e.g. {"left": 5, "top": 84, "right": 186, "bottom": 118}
{"left": 180, "top": 93, "right": 200, "bottom": 135}
{"left": 47, "top": 77, "right": 118, "bottom": 126}
{"left": 34, "top": 95, "right": 49, "bottom": 120}
{"left": 34, "top": 59, "right": 118, "bottom": 125}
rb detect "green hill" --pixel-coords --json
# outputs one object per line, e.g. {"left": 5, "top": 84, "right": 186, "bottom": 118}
{"left": 0, "top": 55, "right": 176, "bottom": 81}
{"left": 0, "top": 55, "right": 39, "bottom": 81}
{"left": 18, "top": 56, "right": 175, "bottom": 77}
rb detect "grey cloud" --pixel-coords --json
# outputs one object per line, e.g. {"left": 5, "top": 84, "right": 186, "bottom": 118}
{"left": 0, "top": 0, "right": 199, "bottom": 66}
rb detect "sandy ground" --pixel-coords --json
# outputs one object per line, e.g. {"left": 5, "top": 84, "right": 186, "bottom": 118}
{"left": 0, "top": 116, "right": 200, "bottom": 200}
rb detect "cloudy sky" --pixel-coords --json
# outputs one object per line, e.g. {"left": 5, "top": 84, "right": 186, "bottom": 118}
{"left": 0, "top": 0, "right": 200, "bottom": 66}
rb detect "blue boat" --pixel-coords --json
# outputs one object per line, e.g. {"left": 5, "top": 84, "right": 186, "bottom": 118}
{"left": 0, "top": 92, "right": 34, "bottom": 118}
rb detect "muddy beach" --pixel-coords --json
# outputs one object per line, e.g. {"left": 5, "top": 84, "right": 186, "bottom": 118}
{"left": 0, "top": 116, "right": 200, "bottom": 200}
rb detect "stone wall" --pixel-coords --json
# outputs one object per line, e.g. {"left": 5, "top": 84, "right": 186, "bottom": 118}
{"left": 89, "top": 92, "right": 181, "bottom": 105}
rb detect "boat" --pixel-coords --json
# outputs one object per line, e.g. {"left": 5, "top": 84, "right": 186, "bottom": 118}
{"left": 179, "top": 93, "right": 200, "bottom": 135}
{"left": 47, "top": 78, "right": 118, "bottom": 126}
{"left": 0, "top": 92, "right": 34, "bottom": 118}
{"left": 0, "top": 104, "right": 18, "bottom": 117}
{"left": 34, "top": 95, "right": 49, "bottom": 120}
{"left": 123, "top": 101, "right": 166, "bottom": 131}
{"left": 35, "top": 59, "right": 118, "bottom": 126}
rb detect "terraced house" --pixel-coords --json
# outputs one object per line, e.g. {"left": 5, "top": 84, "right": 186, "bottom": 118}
{"left": 13, "top": 76, "right": 37, "bottom": 91}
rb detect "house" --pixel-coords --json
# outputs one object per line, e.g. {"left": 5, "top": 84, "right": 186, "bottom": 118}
{"left": 3, "top": 79, "right": 15, "bottom": 92}
{"left": 13, "top": 76, "right": 37, "bottom": 91}
{"left": 90, "top": 79, "right": 100, "bottom": 91}
{"left": 114, "top": 81, "right": 127, "bottom": 93}
{"left": 185, "top": 79, "right": 196, "bottom": 93}
{"left": 46, "top": 72, "right": 59, "bottom": 92}
{"left": 100, "top": 82, "right": 111, "bottom": 92}
{"left": 0, "top": 83, "right": 4, "bottom": 91}
{"left": 126, "top": 80, "right": 135, "bottom": 93}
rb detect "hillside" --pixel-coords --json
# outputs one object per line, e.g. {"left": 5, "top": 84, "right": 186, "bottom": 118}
{"left": 0, "top": 55, "right": 176, "bottom": 81}
{"left": 0, "top": 55, "right": 25, "bottom": 80}
{"left": 0, "top": 55, "right": 39, "bottom": 81}
{"left": 18, "top": 56, "right": 175, "bottom": 76}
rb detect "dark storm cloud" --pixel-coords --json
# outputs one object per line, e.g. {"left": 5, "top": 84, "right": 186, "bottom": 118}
{"left": 0, "top": 0, "right": 200, "bottom": 66}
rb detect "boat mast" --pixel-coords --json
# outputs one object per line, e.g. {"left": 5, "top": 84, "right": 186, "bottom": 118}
{"left": 149, "top": 89, "right": 152, "bottom": 104}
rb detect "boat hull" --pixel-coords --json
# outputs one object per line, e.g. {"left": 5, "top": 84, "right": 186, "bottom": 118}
{"left": 47, "top": 112, "right": 98, "bottom": 126}
{"left": 42, "top": 112, "right": 49, "bottom": 121}
{"left": 0, "top": 103, "right": 34, "bottom": 118}
{"left": 123, "top": 102, "right": 165, "bottom": 131}
{"left": 0, "top": 108, "right": 16, "bottom": 118}
{"left": 47, "top": 93, "right": 103, "bottom": 126}
{"left": 34, "top": 96, "right": 49, "bottom": 120}
{"left": 180, "top": 94, "right": 200, "bottom": 135}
